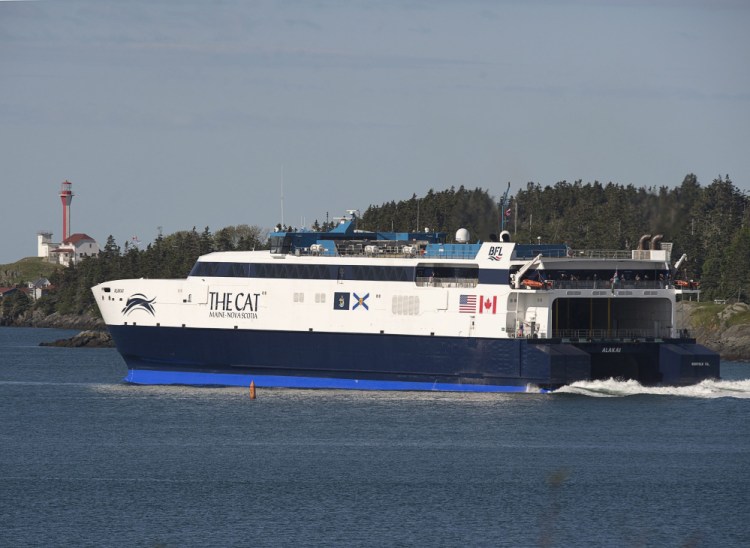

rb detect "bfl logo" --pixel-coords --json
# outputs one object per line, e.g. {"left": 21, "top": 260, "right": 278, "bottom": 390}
{"left": 487, "top": 246, "right": 503, "bottom": 261}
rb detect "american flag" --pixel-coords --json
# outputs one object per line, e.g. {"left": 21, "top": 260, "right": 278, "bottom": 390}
{"left": 459, "top": 294, "right": 476, "bottom": 313}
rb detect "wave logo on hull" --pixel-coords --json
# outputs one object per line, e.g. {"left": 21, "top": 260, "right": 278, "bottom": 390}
{"left": 122, "top": 293, "right": 156, "bottom": 316}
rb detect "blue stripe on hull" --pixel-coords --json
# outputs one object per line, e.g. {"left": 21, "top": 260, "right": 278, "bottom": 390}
{"left": 125, "top": 368, "right": 547, "bottom": 393}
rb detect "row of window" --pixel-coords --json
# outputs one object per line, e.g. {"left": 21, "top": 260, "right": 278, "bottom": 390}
{"left": 189, "top": 261, "right": 483, "bottom": 283}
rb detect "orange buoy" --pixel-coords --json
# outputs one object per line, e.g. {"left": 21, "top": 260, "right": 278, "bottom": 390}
{"left": 249, "top": 380, "right": 256, "bottom": 399}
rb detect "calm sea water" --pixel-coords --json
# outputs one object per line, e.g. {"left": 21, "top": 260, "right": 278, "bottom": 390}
{"left": 1, "top": 327, "right": 749, "bottom": 547}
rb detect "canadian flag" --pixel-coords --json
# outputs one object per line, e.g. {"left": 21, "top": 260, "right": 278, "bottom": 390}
{"left": 480, "top": 295, "right": 497, "bottom": 314}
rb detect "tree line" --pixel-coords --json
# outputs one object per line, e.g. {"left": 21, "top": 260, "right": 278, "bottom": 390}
{"left": 361, "top": 174, "right": 749, "bottom": 300}
{"left": 37, "top": 225, "right": 266, "bottom": 317}
{"left": 4, "top": 173, "right": 749, "bottom": 323}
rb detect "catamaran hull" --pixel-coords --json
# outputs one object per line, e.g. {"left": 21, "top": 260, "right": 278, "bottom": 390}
{"left": 107, "top": 325, "right": 720, "bottom": 392}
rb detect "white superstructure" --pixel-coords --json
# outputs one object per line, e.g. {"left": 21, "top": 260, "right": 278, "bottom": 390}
{"left": 95, "top": 241, "right": 682, "bottom": 341}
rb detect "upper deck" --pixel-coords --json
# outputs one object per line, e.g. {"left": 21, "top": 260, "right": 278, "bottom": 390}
{"left": 184, "top": 216, "right": 689, "bottom": 292}
{"left": 267, "top": 217, "right": 672, "bottom": 266}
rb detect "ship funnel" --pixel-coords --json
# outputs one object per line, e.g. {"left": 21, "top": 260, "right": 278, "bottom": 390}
{"left": 500, "top": 230, "right": 511, "bottom": 243}
{"left": 651, "top": 234, "right": 663, "bottom": 250}
{"left": 637, "top": 234, "right": 652, "bottom": 250}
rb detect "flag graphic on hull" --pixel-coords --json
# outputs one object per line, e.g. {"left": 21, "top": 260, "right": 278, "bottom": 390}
{"left": 459, "top": 295, "right": 476, "bottom": 313}
{"left": 333, "top": 292, "right": 350, "bottom": 310}
{"left": 460, "top": 295, "right": 497, "bottom": 314}
{"left": 480, "top": 296, "right": 497, "bottom": 314}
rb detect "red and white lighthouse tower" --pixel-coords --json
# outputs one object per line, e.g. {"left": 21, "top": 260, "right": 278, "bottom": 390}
{"left": 59, "top": 180, "right": 74, "bottom": 241}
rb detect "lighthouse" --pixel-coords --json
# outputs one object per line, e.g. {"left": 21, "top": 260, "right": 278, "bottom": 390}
{"left": 59, "top": 180, "right": 74, "bottom": 241}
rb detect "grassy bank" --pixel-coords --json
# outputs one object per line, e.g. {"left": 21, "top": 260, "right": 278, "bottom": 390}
{"left": 0, "top": 258, "right": 61, "bottom": 286}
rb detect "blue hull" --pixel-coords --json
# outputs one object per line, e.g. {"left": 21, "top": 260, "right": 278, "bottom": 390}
{"left": 107, "top": 325, "right": 719, "bottom": 392}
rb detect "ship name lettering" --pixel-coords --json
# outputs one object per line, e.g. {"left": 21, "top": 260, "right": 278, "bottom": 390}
{"left": 227, "top": 311, "right": 258, "bottom": 319}
{"left": 602, "top": 347, "right": 621, "bottom": 353}
{"left": 209, "top": 291, "right": 261, "bottom": 312}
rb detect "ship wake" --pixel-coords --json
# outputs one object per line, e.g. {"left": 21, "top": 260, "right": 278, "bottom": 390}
{"left": 555, "top": 377, "right": 750, "bottom": 398}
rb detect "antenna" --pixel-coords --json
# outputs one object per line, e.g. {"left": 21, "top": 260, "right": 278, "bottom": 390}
{"left": 499, "top": 181, "right": 511, "bottom": 233}
{"left": 280, "top": 165, "right": 285, "bottom": 228}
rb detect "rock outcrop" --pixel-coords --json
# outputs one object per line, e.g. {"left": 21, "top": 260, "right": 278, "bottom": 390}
{"left": 685, "top": 302, "right": 750, "bottom": 361}
{"left": 39, "top": 329, "right": 114, "bottom": 348}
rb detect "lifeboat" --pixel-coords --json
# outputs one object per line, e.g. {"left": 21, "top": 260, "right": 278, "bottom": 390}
{"left": 675, "top": 280, "right": 690, "bottom": 288}
{"left": 521, "top": 279, "right": 545, "bottom": 289}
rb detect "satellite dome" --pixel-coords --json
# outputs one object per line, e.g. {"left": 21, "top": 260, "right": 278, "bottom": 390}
{"left": 455, "top": 228, "right": 470, "bottom": 244}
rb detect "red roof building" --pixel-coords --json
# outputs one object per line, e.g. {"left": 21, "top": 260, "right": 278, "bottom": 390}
{"left": 48, "top": 233, "right": 100, "bottom": 266}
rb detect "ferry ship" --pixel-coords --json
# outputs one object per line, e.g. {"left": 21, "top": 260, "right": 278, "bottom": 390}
{"left": 92, "top": 214, "right": 719, "bottom": 393}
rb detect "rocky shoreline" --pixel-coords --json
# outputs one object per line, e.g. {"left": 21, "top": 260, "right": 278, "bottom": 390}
{"left": 2, "top": 309, "right": 106, "bottom": 331}
{"left": 682, "top": 302, "right": 750, "bottom": 362}
{"left": 1, "top": 310, "right": 114, "bottom": 348}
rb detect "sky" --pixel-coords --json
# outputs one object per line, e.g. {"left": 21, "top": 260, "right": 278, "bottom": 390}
{"left": 1, "top": 0, "right": 749, "bottom": 263}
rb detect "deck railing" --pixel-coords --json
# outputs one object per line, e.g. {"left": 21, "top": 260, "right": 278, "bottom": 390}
{"left": 415, "top": 277, "right": 478, "bottom": 288}
{"left": 549, "top": 328, "right": 682, "bottom": 340}
{"left": 509, "top": 328, "right": 688, "bottom": 340}
{"left": 536, "top": 280, "right": 670, "bottom": 291}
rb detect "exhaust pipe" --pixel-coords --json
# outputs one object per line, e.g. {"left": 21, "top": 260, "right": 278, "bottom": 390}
{"left": 637, "top": 234, "right": 652, "bottom": 251}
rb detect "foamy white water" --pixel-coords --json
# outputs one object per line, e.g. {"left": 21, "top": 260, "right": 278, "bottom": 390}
{"left": 555, "top": 377, "right": 750, "bottom": 398}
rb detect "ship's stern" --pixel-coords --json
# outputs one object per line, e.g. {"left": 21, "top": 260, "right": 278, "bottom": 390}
{"left": 657, "top": 342, "right": 720, "bottom": 385}
{"left": 524, "top": 338, "right": 720, "bottom": 388}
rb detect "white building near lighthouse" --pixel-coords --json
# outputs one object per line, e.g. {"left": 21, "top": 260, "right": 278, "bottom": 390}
{"left": 48, "top": 233, "right": 100, "bottom": 266}
{"left": 37, "top": 231, "right": 57, "bottom": 260}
